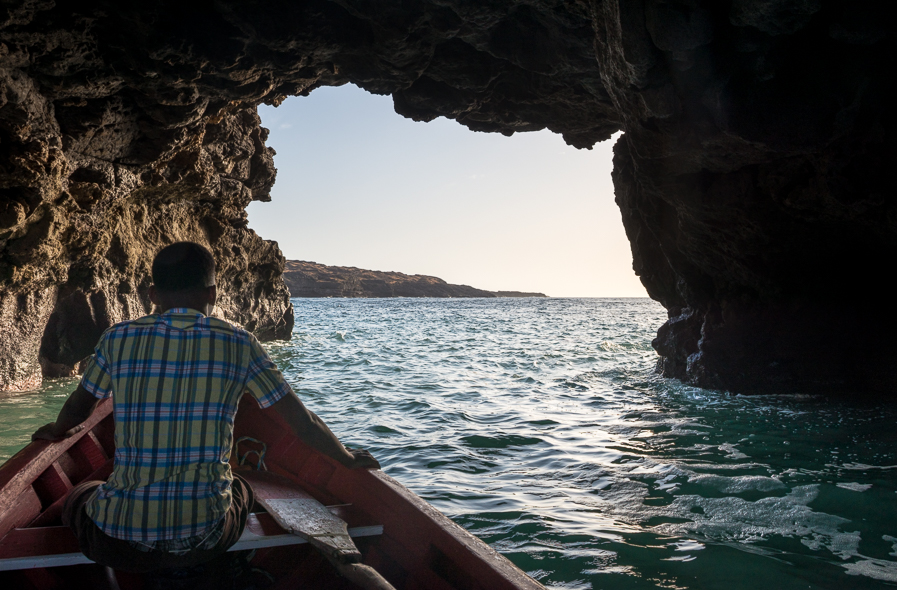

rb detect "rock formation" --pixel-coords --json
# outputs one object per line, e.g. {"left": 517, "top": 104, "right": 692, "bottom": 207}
{"left": 283, "top": 261, "right": 546, "bottom": 298}
{"left": 1, "top": 1, "right": 894, "bottom": 394}
{"left": 604, "top": 0, "right": 897, "bottom": 394}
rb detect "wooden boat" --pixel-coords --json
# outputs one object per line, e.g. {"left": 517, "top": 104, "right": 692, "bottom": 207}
{"left": 0, "top": 397, "right": 544, "bottom": 589}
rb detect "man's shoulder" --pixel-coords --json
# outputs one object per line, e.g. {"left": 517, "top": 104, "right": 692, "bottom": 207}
{"left": 102, "top": 313, "right": 254, "bottom": 345}
{"left": 103, "top": 314, "right": 158, "bottom": 335}
{"left": 204, "top": 316, "right": 253, "bottom": 340}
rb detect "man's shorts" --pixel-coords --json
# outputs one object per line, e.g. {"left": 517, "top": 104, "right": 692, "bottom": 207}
{"left": 62, "top": 475, "right": 254, "bottom": 574}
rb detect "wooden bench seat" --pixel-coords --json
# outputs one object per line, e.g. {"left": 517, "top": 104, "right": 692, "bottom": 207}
{"left": 0, "top": 512, "right": 382, "bottom": 571}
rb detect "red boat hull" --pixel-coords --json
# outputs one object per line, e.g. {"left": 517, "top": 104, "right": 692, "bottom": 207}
{"left": 0, "top": 396, "right": 544, "bottom": 590}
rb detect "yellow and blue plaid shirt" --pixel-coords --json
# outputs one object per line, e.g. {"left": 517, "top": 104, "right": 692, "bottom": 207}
{"left": 79, "top": 308, "right": 291, "bottom": 543}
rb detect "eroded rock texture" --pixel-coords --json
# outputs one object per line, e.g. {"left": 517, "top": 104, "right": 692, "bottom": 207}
{"left": 599, "top": 1, "right": 897, "bottom": 394}
{"left": 1, "top": 1, "right": 895, "bottom": 394}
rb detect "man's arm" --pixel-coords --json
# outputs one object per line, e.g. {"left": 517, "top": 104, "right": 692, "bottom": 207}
{"left": 268, "top": 393, "right": 380, "bottom": 470}
{"left": 32, "top": 385, "right": 100, "bottom": 441}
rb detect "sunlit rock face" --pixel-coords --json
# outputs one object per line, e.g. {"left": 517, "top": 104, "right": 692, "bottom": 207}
{"left": 1, "top": 1, "right": 894, "bottom": 394}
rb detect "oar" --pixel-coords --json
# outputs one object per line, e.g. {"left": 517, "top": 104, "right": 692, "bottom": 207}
{"left": 239, "top": 470, "right": 396, "bottom": 590}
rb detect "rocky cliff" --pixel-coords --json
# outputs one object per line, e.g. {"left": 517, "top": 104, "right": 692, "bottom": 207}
{"left": 1, "top": 1, "right": 895, "bottom": 394}
{"left": 283, "top": 261, "right": 545, "bottom": 298}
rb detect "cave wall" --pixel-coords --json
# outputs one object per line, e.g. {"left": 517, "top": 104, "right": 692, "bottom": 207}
{"left": 2, "top": 0, "right": 895, "bottom": 394}
{"left": 593, "top": 0, "right": 897, "bottom": 393}
{"left": 0, "top": 3, "right": 301, "bottom": 390}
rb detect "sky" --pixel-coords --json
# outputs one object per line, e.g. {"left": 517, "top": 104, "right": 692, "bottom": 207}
{"left": 247, "top": 84, "right": 647, "bottom": 297}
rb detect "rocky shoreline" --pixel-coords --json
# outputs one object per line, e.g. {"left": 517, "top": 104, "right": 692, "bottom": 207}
{"left": 283, "top": 261, "right": 546, "bottom": 299}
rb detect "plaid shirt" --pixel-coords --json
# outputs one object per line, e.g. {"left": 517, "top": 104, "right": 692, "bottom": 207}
{"left": 80, "top": 308, "right": 291, "bottom": 543}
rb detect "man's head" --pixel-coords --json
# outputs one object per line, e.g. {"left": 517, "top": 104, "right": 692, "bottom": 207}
{"left": 149, "top": 242, "right": 217, "bottom": 314}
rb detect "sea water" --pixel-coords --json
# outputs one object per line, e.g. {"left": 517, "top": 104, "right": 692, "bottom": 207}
{"left": 2, "top": 298, "right": 895, "bottom": 589}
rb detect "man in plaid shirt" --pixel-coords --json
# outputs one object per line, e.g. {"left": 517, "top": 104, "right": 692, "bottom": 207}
{"left": 33, "top": 242, "right": 379, "bottom": 573}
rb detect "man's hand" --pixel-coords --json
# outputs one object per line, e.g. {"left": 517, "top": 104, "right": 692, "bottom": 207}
{"left": 31, "top": 385, "right": 98, "bottom": 443}
{"left": 344, "top": 448, "right": 381, "bottom": 470}
{"left": 32, "top": 422, "right": 85, "bottom": 442}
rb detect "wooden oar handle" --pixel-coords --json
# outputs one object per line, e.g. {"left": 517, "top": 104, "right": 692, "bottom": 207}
{"left": 333, "top": 562, "right": 397, "bottom": 590}
{"left": 309, "top": 534, "right": 362, "bottom": 563}
{"left": 239, "top": 470, "right": 396, "bottom": 590}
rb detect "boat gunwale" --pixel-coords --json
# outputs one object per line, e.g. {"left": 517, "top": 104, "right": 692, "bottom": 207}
{"left": 237, "top": 397, "right": 546, "bottom": 590}
{"left": 0, "top": 397, "right": 545, "bottom": 589}
{"left": 0, "top": 399, "right": 113, "bottom": 539}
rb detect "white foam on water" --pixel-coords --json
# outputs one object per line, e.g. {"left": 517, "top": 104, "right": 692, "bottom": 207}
{"left": 834, "top": 463, "right": 897, "bottom": 471}
{"left": 661, "top": 554, "right": 697, "bottom": 562}
{"left": 611, "top": 484, "right": 862, "bottom": 561}
{"left": 669, "top": 539, "right": 705, "bottom": 552}
{"left": 883, "top": 535, "right": 897, "bottom": 557}
{"left": 686, "top": 474, "right": 786, "bottom": 494}
{"left": 628, "top": 462, "right": 680, "bottom": 476}
{"left": 842, "top": 558, "right": 897, "bottom": 582}
{"left": 802, "top": 528, "right": 862, "bottom": 560}
{"left": 836, "top": 482, "right": 873, "bottom": 492}
{"left": 718, "top": 443, "right": 749, "bottom": 460}
{"left": 684, "top": 461, "right": 768, "bottom": 472}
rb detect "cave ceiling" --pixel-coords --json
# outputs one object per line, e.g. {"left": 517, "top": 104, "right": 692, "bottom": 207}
{"left": 1, "top": 0, "right": 895, "bottom": 394}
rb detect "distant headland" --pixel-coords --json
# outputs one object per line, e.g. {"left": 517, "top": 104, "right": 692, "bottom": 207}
{"left": 283, "top": 261, "right": 547, "bottom": 298}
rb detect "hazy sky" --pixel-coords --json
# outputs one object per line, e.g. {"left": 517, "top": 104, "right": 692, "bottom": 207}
{"left": 248, "top": 84, "right": 647, "bottom": 297}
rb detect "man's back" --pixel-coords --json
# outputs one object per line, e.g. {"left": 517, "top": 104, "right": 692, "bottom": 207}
{"left": 80, "top": 308, "right": 289, "bottom": 543}
{"left": 34, "top": 241, "right": 377, "bottom": 573}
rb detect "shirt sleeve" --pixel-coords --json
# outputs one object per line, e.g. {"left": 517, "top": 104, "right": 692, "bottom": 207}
{"left": 243, "top": 335, "right": 292, "bottom": 408}
{"left": 80, "top": 335, "right": 113, "bottom": 400}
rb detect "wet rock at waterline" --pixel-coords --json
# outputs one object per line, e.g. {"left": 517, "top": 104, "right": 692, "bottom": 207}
{"left": 1, "top": 1, "right": 896, "bottom": 394}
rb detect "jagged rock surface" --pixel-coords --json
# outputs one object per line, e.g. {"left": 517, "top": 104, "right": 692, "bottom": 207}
{"left": 599, "top": 0, "right": 897, "bottom": 393}
{"left": 283, "top": 261, "right": 546, "bottom": 298}
{"left": 1, "top": 1, "right": 895, "bottom": 394}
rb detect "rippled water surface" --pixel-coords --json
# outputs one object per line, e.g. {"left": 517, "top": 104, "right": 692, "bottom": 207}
{"left": 3, "top": 298, "right": 896, "bottom": 589}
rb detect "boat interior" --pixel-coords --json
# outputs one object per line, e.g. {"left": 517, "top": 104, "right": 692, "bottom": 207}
{"left": 0, "top": 398, "right": 532, "bottom": 590}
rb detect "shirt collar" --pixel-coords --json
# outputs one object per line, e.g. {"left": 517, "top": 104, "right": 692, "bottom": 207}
{"left": 163, "top": 307, "right": 206, "bottom": 316}
{"left": 159, "top": 308, "right": 207, "bottom": 330}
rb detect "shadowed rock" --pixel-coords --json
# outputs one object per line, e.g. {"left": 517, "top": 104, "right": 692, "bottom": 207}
{"left": 1, "top": 1, "right": 895, "bottom": 394}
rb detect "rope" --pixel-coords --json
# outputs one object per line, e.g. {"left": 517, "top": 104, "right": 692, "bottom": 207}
{"left": 235, "top": 436, "right": 268, "bottom": 471}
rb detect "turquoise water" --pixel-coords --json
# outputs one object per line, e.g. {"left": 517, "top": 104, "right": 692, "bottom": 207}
{"left": 3, "top": 298, "right": 896, "bottom": 589}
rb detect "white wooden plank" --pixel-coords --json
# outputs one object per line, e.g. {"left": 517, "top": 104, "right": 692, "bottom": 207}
{"left": 0, "top": 553, "right": 93, "bottom": 571}
{"left": 0, "top": 524, "right": 383, "bottom": 571}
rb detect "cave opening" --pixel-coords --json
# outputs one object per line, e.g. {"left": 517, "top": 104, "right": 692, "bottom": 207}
{"left": 246, "top": 84, "right": 644, "bottom": 299}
